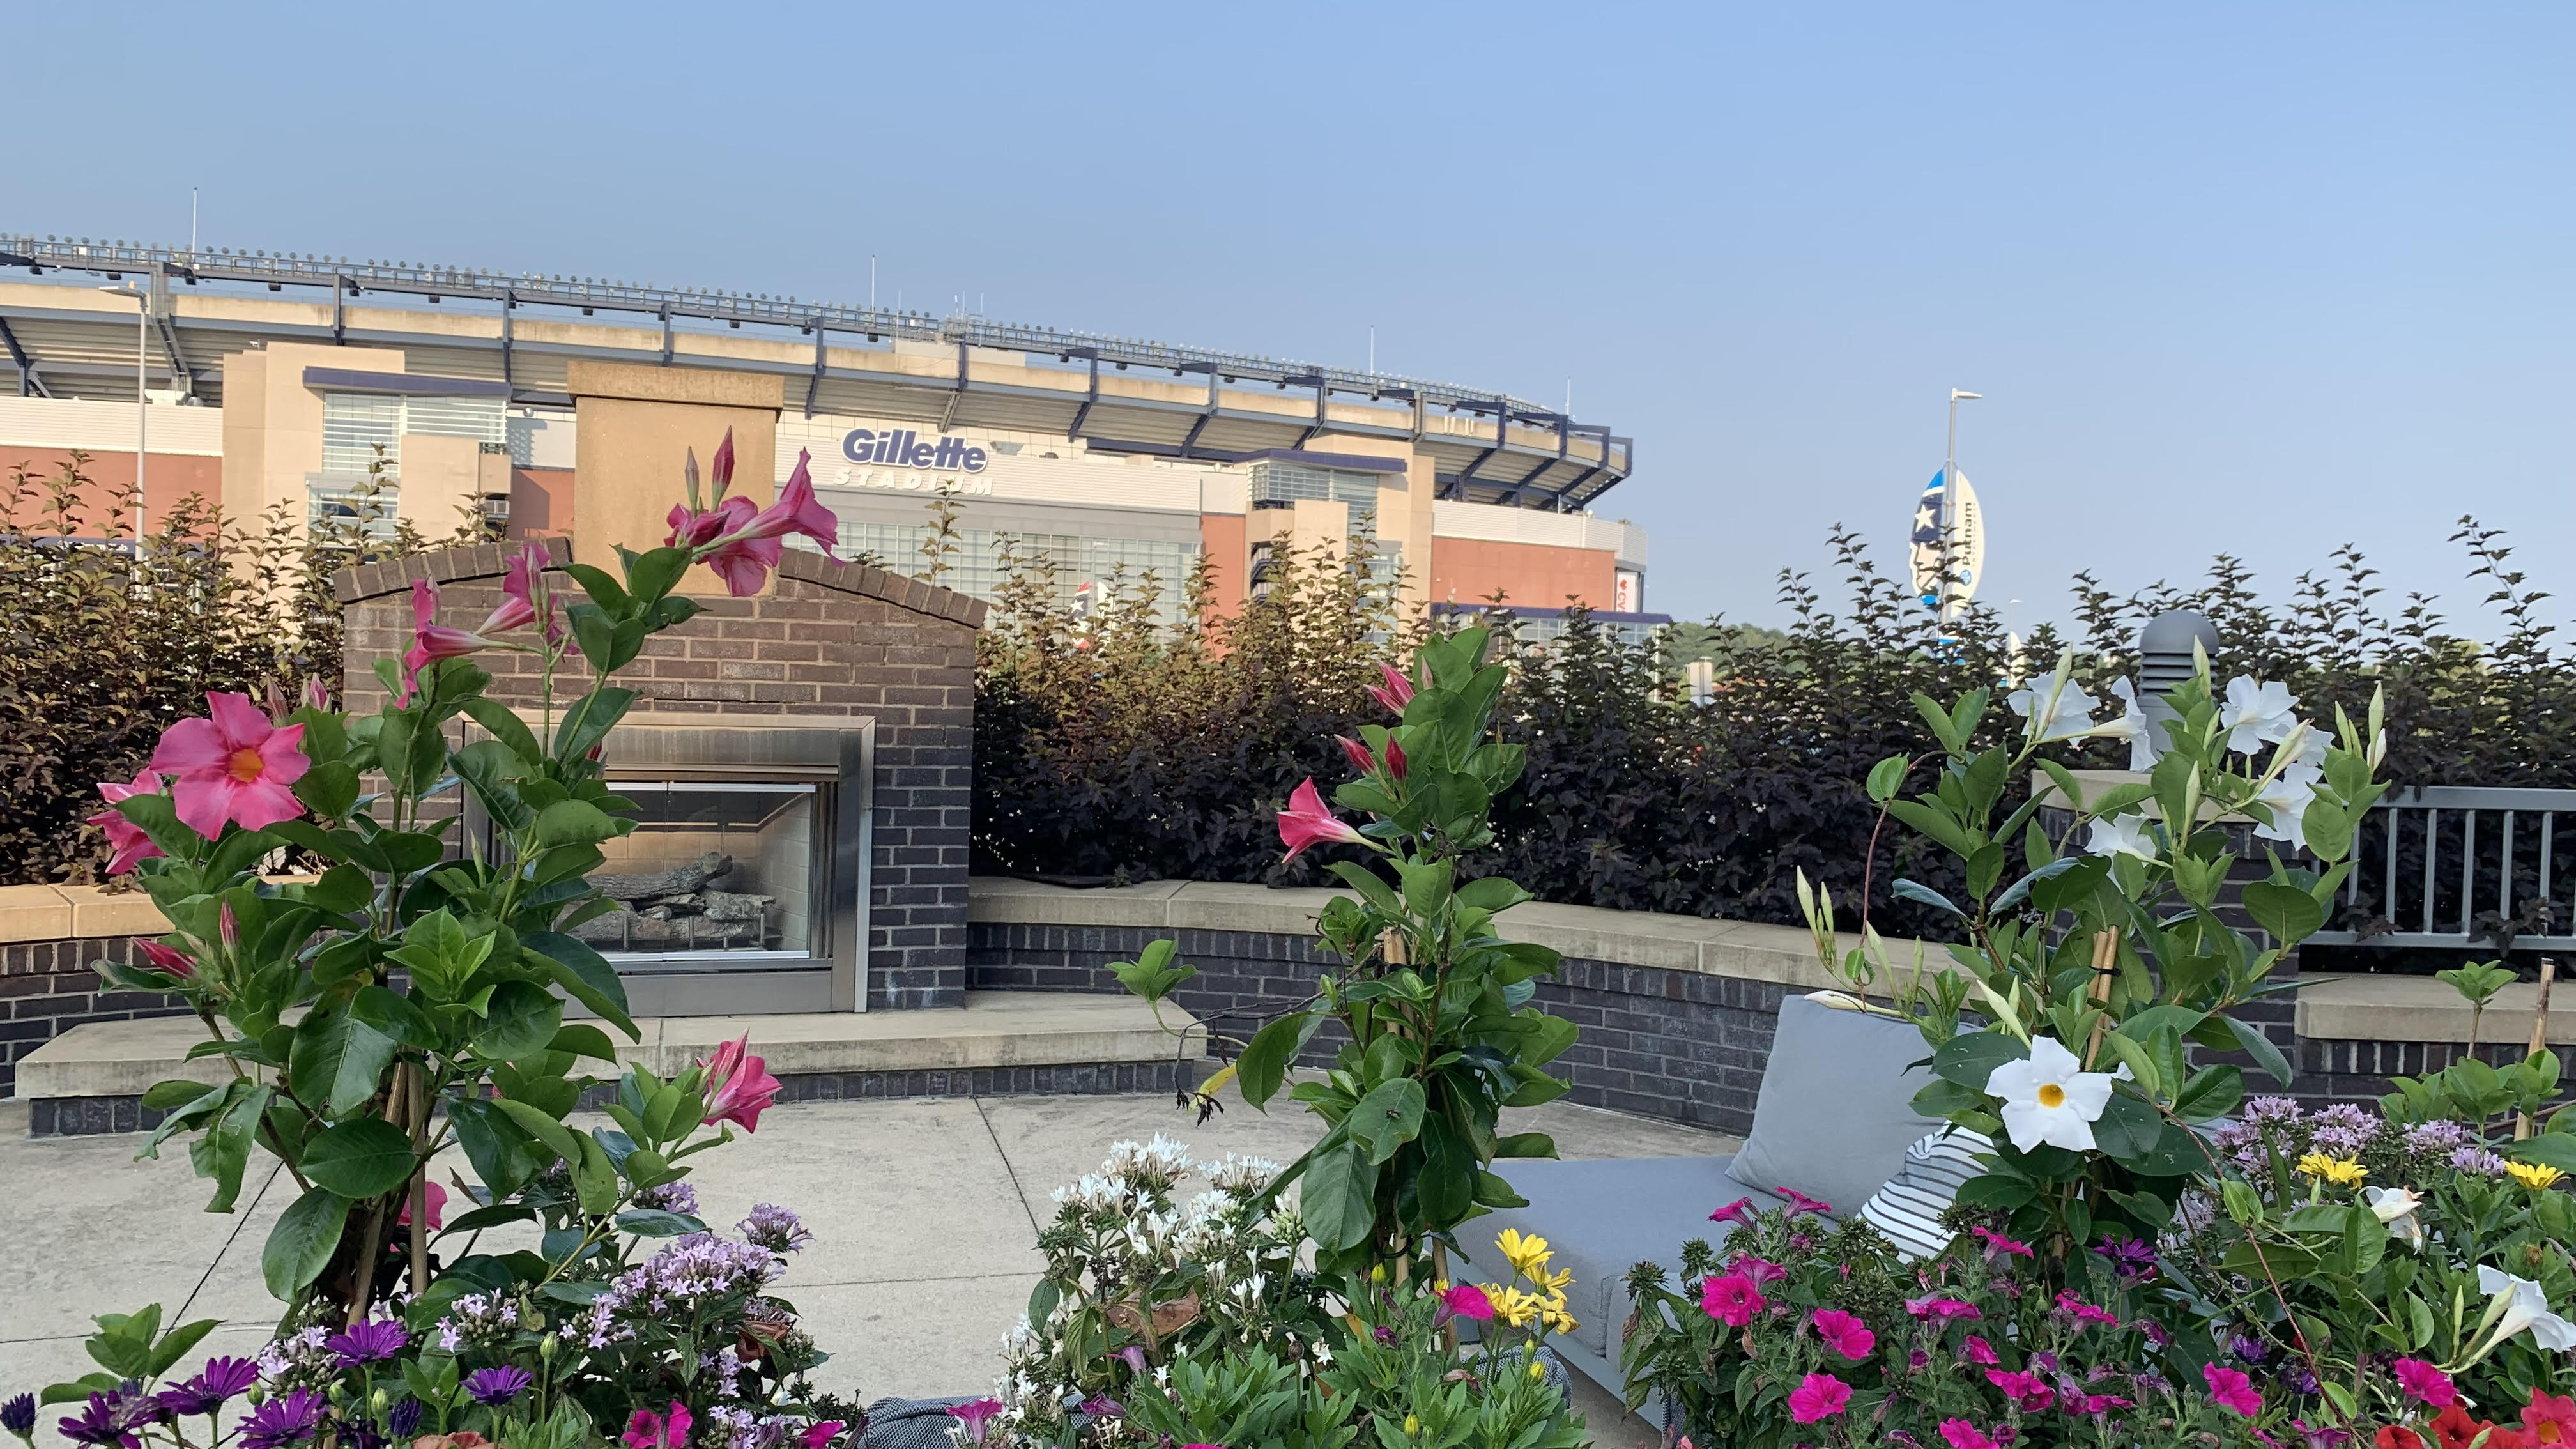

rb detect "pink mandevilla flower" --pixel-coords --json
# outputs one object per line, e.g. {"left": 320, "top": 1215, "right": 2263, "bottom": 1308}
{"left": 398, "top": 1180, "right": 448, "bottom": 1230}
{"left": 2202, "top": 1364, "right": 2263, "bottom": 1418}
{"left": 1441, "top": 1284, "right": 1496, "bottom": 1321}
{"left": 1277, "top": 778, "right": 1365, "bottom": 861}
{"left": 482, "top": 540, "right": 562, "bottom": 641}
{"left": 88, "top": 766, "right": 167, "bottom": 875}
{"left": 624, "top": 1402, "right": 693, "bottom": 1449}
{"left": 700, "top": 1034, "right": 783, "bottom": 1133}
{"left": 693, "top": 451, "right": 841, "bottom": 596}
{"left": 2391, "top": 1358, "right": 2455, "bottom": 1409}
{"left": 399, "top": 579, "right": 497, "bottom": 704}
{"left": 1787, "top": 1374, "right": 1851, "bottom": 1424}
{"left": 1940, "top": 1422, "right": 2000, "bottom": 1449}
{"left": 1335, "top": 736, "right": 1377, "bottom": 777}
{"left": 150, "top": 692, "right": 310, "bottom": 836}
{"left": 1811, "top": 1308, "right": 1874, "bottom": 1360}
{"left": 132, "top": 939, "right": 197, "bottom": 979}
{"left": 1366, "top": 662, "right": 1416, "bottom": 714}
{"left": 1701, "top": 1273, "right": 1765, "bottom": 1327}
{"left": 668, "top": 493, "right": 758, "bottom": 549}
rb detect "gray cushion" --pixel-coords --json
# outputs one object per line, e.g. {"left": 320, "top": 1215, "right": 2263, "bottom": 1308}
{"left": 1452, "top": 1156, "right": 1775, "bottom": 1356}
{"left": 1722, "top": 993, "right": 1940, "bottom": 1219}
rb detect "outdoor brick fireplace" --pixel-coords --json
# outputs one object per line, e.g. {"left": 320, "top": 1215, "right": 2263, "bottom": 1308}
{"left": 334, "top": 540, "right": 984, "bottom": 1012}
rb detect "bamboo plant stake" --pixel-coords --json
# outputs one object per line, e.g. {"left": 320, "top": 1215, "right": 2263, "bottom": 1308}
{"left": 2518, "top": 958, "right": 2557, "bottom": 1140}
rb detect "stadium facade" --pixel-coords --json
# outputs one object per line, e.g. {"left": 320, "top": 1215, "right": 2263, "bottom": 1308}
{"left": 0, "top": 234, "right": 1660, "bottom": 639}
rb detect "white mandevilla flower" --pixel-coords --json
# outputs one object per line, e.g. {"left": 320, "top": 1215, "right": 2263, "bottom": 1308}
{"left": 2106, "top": 678, "right": 2160, "bottom": 770}
{"left": 2364, "top": 1186, "right": 2425, "bottom": 1251}
{"left": 2253, "top": 763, "right": 2320, "bottom": 852}
{"left": 2221, "top": 677, "right": 2301, "bottom": 755}
{"left": 2006, "top": 664, "right": 2101, "bottom": 745}
{"left": 2085, "top": 813, "right": 2158, "bottom": 861}
{"left": 1985, "top": 1036, "right": 2131, "bottom": 1153}
{"left": 2478, "top": 1264, "right": 2576, "bottom": 1353}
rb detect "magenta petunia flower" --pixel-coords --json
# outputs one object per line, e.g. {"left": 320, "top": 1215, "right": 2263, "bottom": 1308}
{"left": 1708, "top": 1196, "right": 1759, "bottom": 1227}
{"left": 1776, "top": 1186, "right": 1832, "bottom": 1217}
{"left": 150, "top": 693, "right": 309, "bottom": 836}
{"left": 2392, "top": 1358, "right": 2455, "bottom": 1408}
{"left": 1277, "top": 778, "right": 1365, "bottom": 861}
{"left": 1961, "top": 1335, "right": 1998, "bottom": 1365}
{"left": 946, "top": 1400, "right": 1005, "bottom": 1448}
{"left": 1701, "top": 1273, "right": 1765, "bottom": 1327}
{"left": 624, "top": 1402, "right": 693, "bottom": 1449}
{"left": 88, "top": 765, "right": 167, "bottom": 875}
{"left": 1441, "top": 1283, "right": 1496, "bottom": 1321}
{"left": 1985, "top": 1369, "right": 2055, "bottom": 1413}
{"left": 1972, "top": 1225, "right": 2033, "bottom": 1261}
{"left": 1940, "top": 1420, "right": 1999, "bottom": 1449}
{"left": 1730, "top": 1253, "right": 1786, "bottom": 1286}
{"left": 1811, "top": 1308, "right": 1874, "bottom": 1360}
{"left": 1787, "top": 1373, "right": 1851, "bottom": 1424}
{"left": 1906, "top": 1296, "right": 1984, "bottom": 1321}
{"left": 2203, "top": 1363, "right": 2263, "bottom": 1418}
{"left": 800, "top": 1422, "right": 845, "bottom": 1449}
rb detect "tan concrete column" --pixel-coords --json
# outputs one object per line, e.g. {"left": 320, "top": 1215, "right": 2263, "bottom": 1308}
{"left": 566, "top": 362, "right": 783, "bottom": 595}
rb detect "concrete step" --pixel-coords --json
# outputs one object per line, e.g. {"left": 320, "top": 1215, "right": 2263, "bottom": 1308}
{"left": 20, "top": 990, "right": 1204, "bottom": 1136}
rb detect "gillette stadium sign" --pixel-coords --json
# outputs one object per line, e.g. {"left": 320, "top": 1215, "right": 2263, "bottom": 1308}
{"left": 842, "top": 427, "right": 988, "bottom": 473}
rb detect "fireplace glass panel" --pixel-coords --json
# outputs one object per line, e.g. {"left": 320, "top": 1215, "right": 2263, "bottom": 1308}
{"left": 576, "top": 781, "right": 822, "bottom": 963}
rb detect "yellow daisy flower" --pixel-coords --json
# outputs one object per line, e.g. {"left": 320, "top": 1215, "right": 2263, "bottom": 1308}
{"left": 1495, "top": 1228, "right": 1554, "bottom": 1278}
{"left": 2508, "top": 1160, "right": 2566, "bottom": 1192}
{"left": 2296, "top": 1153, "right": 2368, "bottom": 1188}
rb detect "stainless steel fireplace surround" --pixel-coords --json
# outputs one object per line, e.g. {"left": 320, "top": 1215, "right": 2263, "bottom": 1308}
{"left": 477, "top": 715, "right": 875, "bottom": 1016}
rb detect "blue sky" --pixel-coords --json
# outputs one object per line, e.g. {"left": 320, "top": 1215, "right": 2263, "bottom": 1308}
{"left": 11, "top": 2, "right": 2570, "bottom": 633}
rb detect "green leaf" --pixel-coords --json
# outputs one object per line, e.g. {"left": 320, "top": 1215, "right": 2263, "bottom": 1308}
{"left": 473, "top": 980, "right": 565, "bottom": 1062}
{"left": 614, "top": 1209, "right": 705, "bottom": 1238}
{"left": 2175, "top": 1064, "right": 2245, "bottom": 1123}
{"left": 1110, "top": 938, "right": 1195, "bottom": 1003}
{"left": 1396, "top": 858, "right": 1455, "bottom": 919}
{"left": 292, "top": 761, "right": 361, "bottom": 821}
{"left": 301, "top": 1119, "right": 419, "bottom": 1198}
{"left": 2090, "top": 1093, "right": 2165, "bottom": 1163}
{"left": 141, "top": 1078, "right": 221, "bottom": 1112}
{"left": 189, "top": 1082, "right": 270, "bottom": 1213}
{"left": 533, "top": 800, "right": 619, "bottom": 849}
{"left": 263, "top": 1188, "right": 352, "bottom": 1299}
{"left": 1891, "top": 878, "right": 1967, "bottom": 919}
{"left": 1931, "top": 1031, "right": 2027, "bottom": 1090}
{"left": 493, "top": 1096, "right": 584, "bottom": 1167}
{"left": 1326, "top": 861, "right": 1404, "bottom": 917}
{"left": 549, "top": 1023, "right": 622, "bottom": 1064}
{"left": 1885, "top": 798, "right": 1977, "bottom": 858}
{"left": 523, "top": 931, "right": 636, "bottom": 1036}
{"left": 2241, "top": 880, "right": 2328, "bottom": 944}
{"left": 1345, "top": 1078, "right": 1427, "bottom": 1165}
{"left": 452, "top": 740, "right": 535, "bottom": 833}
{"left": 624, "top": 546, "right": 694, "bottom": 606}
{"left": 2220, "top": 1013, "right": 2297, "bottom": 1087}
{"left": 289, "top": 1009, "right": 402, "bottom": 1118}
{"left": 1298, "top": 1140, "right": 1379, "bottom": 1252}
{"left": 461, "top": 697, "right": 545, "bottom": 764}
{"left": 1866, "top": 755, "right": 1911, "bottom": 802}
{"left": 1418, "top": 1116, "right": 1478, "bottom": 1226}
{"left": 554, "top": 686, "right": 636, "bottom": 763}
{"left": 142, "top": 1317, "right": 222, "bottom": 1379}
{"left": 1455, "top": 876, "right": 1532, "bottom": 912}
{"left": 1234, "top": 1013, "right": 1318, "bottom": 1108}
{"left": 448, "top": 1099, "right": 543, "bottom": 1200}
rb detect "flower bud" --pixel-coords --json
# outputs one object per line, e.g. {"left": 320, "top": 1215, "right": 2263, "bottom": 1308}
{"left": 539, "top": 1332, "right": 558, "bottom": 1360}
{"left": 371, "top": 1390, "right": 390, "bottom": 1414}
{"left": 219, "top": 901, "right": 240, "bottom": 951}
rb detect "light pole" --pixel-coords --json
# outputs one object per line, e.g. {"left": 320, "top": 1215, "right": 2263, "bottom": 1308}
{"left": 1941, "top": 388, "right": 1981, "bottom": 624}
{"left": 100, "top": 283, "right": 150, "bottom": 542}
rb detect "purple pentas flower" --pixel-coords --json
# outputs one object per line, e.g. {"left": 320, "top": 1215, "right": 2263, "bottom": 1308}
{"left": 2453, "top": 1146, "right": 2511, "bottom": 1177}
{"left": 159, "top": 1356, "right": 261, "bottom": 1416}
{"left": 2404, "top": 1120, "right": 2473, "bottom": 1154}
{"left": 737, "top": 1204, "right": 814, "bottom": 1254}
{"left": 465, "top": 1367, "right": 533, "bottom": 1406}
{"left": 241, "top": 1389, "right": 327, "bottom": 1449}
{"left": 326, "top": 1317, "right": 408, "bottom": 1367}
{"left": 634, "top": 1180, "right": 702, "bottom": 1216}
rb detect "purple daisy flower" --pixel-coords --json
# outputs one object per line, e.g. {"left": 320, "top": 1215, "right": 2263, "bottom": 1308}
{"left": 464, "top": 1367, "right": 533, "bottom": 1406}
{"left": 241, "top": 1389, "right": 327, "bottom": 1449}
{"left": 326, "top": 1317, "right": 408, "bottom": 1367}
{"left": 159, "top": 1357, "right": 261, "bottom": 1417}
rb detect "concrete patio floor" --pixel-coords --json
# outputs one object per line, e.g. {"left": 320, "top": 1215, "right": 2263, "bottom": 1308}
{"left": 0, "top": 1093, "right": 1733, "bottom": 1447}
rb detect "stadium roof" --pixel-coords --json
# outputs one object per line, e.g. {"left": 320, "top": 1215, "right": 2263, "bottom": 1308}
{"left": 0, "top": 233, "right": 1633, "bottom": 512}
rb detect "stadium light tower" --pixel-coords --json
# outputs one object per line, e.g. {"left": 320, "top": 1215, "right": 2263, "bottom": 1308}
{"left": 99, "top": 283, "right": 150, "bottom": 542}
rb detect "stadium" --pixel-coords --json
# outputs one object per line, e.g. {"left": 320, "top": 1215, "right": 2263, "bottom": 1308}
{"left": 0, "top": 233, "right": 1659, "bottom": 640}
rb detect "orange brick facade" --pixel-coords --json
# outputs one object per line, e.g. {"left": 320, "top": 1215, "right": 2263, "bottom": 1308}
{"left": 1429, "top": 536, "right": 1619, "bottom": 611}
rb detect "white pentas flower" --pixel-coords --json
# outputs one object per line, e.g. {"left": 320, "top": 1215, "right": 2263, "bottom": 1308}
{"left": 2221, "top": 676, "right": 2301, "bottom": 755}
{"left": 2005, "top": 660, "right": 2102, "bottom": 745}
{"left": 2085, "top": 813, "right": 2158, "bottom": 861}
{"left": 2105, "top": 678, "right": 2159, "bottom": 770}
{"left": 1985, "top": 1036, "right": 2132, "bottom": 1154}
{"left": 2478, "top": 1264, "right": 2576, "bottom": 1353}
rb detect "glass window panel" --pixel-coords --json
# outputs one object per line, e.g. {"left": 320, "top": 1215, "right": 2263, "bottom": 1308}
{"left": 576, "top": 783, "right": 820, "bottom": 963}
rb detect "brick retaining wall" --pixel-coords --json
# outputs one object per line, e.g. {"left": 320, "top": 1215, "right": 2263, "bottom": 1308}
{"left": 2, "top": 935, "right": 185, "bottom": 1101}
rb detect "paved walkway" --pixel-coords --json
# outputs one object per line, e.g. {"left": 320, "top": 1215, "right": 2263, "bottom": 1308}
{"left": 0, "top": 1094, "right": 1729, "bottom": 1446}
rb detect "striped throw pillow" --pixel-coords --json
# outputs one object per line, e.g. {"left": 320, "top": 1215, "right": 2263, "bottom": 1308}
{"left": 1857, "top": 1125, "right": 1994, "bottom": 1260}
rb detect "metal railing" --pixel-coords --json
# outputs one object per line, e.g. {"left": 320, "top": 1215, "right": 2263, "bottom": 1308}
{"left": 2310, "top": 785, "right": 2576, "bottom": 951}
